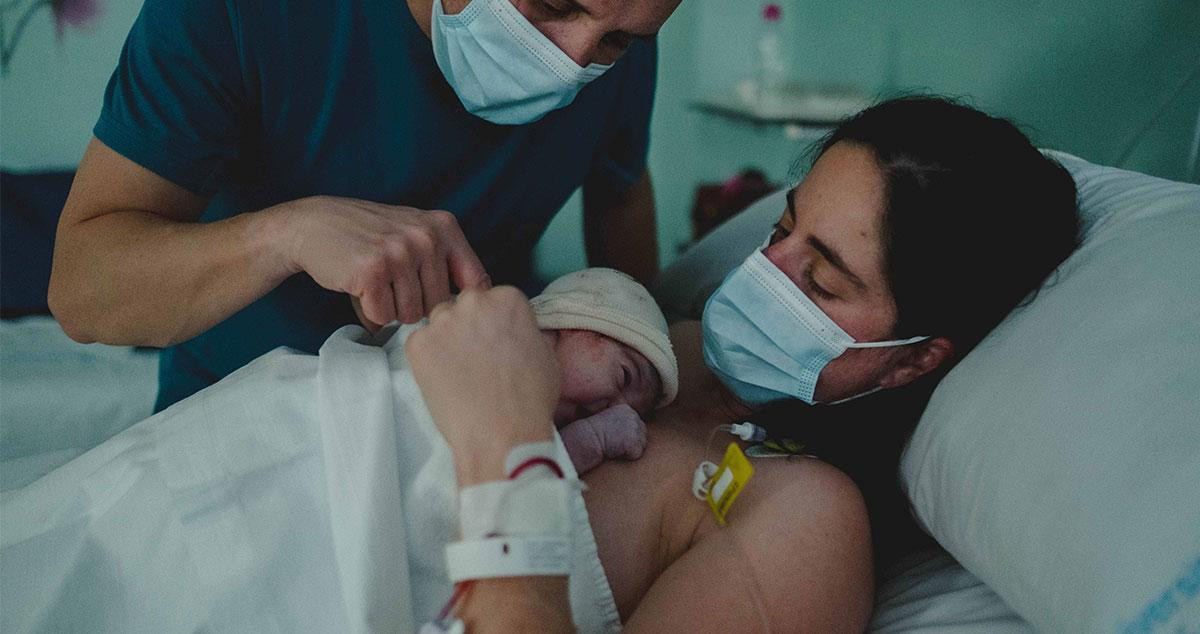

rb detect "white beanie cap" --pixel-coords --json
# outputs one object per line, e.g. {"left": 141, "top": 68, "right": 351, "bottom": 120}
{"left": 531, "top": 268, "right": 679, "bottom": 407}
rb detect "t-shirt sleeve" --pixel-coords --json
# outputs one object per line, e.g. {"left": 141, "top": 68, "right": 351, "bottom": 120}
{"left": 586, "top": 38, "right": 658, "bottom": 195}
{"left": 93, "top": 0, "right": 248, "bottom": 196}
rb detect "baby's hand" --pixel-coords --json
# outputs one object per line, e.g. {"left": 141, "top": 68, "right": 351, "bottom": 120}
{"left": 559, "top": 403, "right": 648, "bottom": 475}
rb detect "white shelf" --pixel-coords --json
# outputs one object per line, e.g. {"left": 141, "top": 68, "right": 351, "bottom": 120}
{"left": 692, "top": 85, "right": 872, "bottom": 128}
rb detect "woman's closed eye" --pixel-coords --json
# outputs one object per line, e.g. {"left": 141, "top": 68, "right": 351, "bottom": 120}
{"left": 537, "top": 0, "right": 574, "bottom": 19}
{"left": 770, "top": 222, "right": 789, "bottom": 245}
{"left": 805, "top": 265, "right": 837, "bottom": 300}
{"left": 772, "top": 222, "right": 838, "bottom": 300}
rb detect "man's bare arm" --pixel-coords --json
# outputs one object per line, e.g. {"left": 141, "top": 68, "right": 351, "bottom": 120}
{"left": 49, "top": 138, "right": 489, "bottom": 347}
{"left": 583, "top": 169, "right": 659, "bottom": 285}
{"left": 49, "top": 138, "right": 290, "bottom": 346}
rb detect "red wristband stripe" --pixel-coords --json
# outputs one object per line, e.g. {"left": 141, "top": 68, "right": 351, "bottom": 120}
{"left": 507, "top": 456, "right": 564, "bottom": 480}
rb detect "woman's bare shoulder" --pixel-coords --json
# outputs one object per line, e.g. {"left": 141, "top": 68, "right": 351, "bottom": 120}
{"left": 596, "top": 423, "right": 874, "bottom": 631}
{"left": 718, "top": 456, "right": 874, "bottom": 631}
{"left": 584, "top": 410, "right": 873, "bottom": 629}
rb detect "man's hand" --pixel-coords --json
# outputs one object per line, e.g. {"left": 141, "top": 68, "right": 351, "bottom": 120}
{"left": 274, "top": 196, "right": 491, "bottom": 326}
{"left": 405, "top": 287, "right": 559, "bottom": 485}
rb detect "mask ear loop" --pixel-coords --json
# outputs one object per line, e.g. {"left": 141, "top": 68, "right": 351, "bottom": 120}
{"left": 845, "top": 334, "right": 930, "bottom": 349}
{"left": 819, "top": 385, "right": 884, "bottom": 406}
{"left": 816, "top": 335, "right": 931, "bottom": 405}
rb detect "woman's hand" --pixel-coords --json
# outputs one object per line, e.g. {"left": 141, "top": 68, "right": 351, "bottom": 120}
{"left": 406, "top": 286, "right": 560, "bottom": 485}
{"left": 273, "top": 196, "right": 491, "bottom": 327}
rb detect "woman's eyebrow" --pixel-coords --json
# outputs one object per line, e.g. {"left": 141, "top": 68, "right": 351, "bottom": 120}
{"left": 807, "top": 235, "right": 868, "bottom": 291}
{"left": 787, "top": 186, "right": 868, "bottom": 291}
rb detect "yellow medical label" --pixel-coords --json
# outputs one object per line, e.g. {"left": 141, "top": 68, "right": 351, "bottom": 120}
{"left": 705, "top": 443, "right": 754, "bottom": 526}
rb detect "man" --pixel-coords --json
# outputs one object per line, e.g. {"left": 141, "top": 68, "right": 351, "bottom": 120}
{"left": 48, "top": 0, "right": 679, "bottom": 411}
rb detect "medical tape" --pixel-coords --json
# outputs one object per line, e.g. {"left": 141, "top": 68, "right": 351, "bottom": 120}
{"left": 446, "top": 534, "right": 572, "bottom": 583}
{"left": 458, "top": 477, "right": 577, "bottom": 540}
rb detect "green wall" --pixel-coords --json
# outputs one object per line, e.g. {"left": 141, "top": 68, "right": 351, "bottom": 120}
{"left": 1, "top": 1, "right": 1195, "bottom": 281}
{"left": 535, "top": 0, "right": 1200, "bottom": 279}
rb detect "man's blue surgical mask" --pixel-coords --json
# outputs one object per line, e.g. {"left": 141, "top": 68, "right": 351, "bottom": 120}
{"left": 431, "top": 0, "right": 613, "bottom": 125}
{"left": 701, "top": 241, "right": 927, "bottom": 406}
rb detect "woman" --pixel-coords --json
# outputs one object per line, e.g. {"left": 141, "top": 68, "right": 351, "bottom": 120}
{"left": 411, "top": 96, "right": 1081, "bottom": 630}
{"left": 4, "top": 97, "right": 1078, "bottom": 632}
{"left": 700, "top": 96, "right": 1081, "bottom": 567}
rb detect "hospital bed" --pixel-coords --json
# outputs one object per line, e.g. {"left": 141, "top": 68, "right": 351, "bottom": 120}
{"left": 653, "top": 150, "right": 1200, "bottom": 632}
{"left": 1, "top": 314, "right": 998, "bottom": 631}
{"left": 3, "top": 151, "right": 1197, "bottom": 631}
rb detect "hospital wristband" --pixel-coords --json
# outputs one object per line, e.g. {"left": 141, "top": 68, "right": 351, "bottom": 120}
{"left": 503, "top": 440, "right": 562, "bottom": 478}
{"left": 457, "top": 477, "right": 577, "bottom": 540}
{"left": 446, "top": 535, "right": 572, "bottom": 583}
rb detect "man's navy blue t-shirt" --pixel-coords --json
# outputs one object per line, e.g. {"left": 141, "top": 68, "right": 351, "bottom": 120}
{"left": 94, "top": 0, "right": 656, "bottom": 411}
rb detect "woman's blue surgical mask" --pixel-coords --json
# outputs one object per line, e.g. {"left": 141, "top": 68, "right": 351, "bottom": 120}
{"left": 431, "top": 0, "right": 613, "bottom": 125}
{"left": 701, "top": 241, "right": 928, "bottom": 406}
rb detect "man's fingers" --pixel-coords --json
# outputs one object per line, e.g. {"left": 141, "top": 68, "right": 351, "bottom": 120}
{"left": 360, "top": 283, "right": 397, "bottom": 327}
{"left": 420, "top": 255, "right": 452, "bottom": 312}
{"left": 452, "top": 249, "right": 492, "bottom": 291}
{"left": 431, "top": 213, "right": 491, "bottom": 291}
{"left": 350, "top": 295, "right": 383, "bottom": 333}
{"left": 392, "top": 271, "right": 425, "bottom": 324}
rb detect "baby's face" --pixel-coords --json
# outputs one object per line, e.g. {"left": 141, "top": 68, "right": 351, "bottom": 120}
{"left": 549, "top": 329, "right": 661, "bottom": 425}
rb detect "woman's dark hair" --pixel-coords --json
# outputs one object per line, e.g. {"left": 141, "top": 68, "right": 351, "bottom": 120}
{"left": 820, "top": 95, "right": 1080, "bottom": 356}
{"left": 755, "top": 96, "right": 1081, "bottom": 567}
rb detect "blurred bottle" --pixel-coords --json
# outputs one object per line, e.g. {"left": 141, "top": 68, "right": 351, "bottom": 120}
{"left": 755, "top": 3, "right": 788, "bottom": 112}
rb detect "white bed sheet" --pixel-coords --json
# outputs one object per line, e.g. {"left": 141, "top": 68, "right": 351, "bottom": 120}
{"left": 0, "top": 316, "right": 1028, "bottom": 630}
{"left": 870, "top": 549, "right": 1032, "bottom": 633}
{"left": 0, "top": 316, "right": 157, "bottom": 490}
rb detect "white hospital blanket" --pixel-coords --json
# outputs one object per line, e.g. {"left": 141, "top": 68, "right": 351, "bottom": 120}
{"left": 0, "top": 324, "right": 620, "bottom": 633}
{"left": 0, "top": 316, "right": 157, "bottom": 490}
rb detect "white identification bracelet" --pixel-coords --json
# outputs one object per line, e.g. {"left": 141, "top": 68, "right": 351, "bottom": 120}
{"left": 446, "top": 534, "right": 572, "bottom": 582}
{"left": 443, "top": 441, "right": 578, "bottom": 583}
{"left": 503, "top": 440, "right": 561, "bottom": 476}
{"left": 457, "top": 477, "right": 577, "bottom": 539}
{"left": 457, "top": 440, "right": 581, "bottom": 539}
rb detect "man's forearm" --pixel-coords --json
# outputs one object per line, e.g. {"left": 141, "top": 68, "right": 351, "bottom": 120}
{"left": 49, "top": 204, "right": 294, "bottom": 347}
{"left": 583, "top": 169, "right": 659, "bottom": 284}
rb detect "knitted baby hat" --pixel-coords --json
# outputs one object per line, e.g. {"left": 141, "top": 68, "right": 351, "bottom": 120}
{"left": 531, "top": 268, "right": 679, "bottom": 407}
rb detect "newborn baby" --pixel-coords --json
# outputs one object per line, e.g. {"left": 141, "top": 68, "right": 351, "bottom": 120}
{"left": 529, "top": 268, "right": 679, "bottom": 474}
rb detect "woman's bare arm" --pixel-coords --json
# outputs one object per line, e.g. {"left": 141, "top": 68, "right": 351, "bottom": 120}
{"left": 625, "top": 457, "right": 874, "bottom": 632}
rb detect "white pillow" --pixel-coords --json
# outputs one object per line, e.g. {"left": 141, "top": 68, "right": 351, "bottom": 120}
{"left": 651, "top": 189, "right": 787, "bottom": 320}
{"left": 900, "top": 152, "right": 1200, "bottom": 632}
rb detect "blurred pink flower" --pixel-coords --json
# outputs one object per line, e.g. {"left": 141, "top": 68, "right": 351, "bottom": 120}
{"left": 52, "top": 0, "right": 102, "bottom": 36}
{"left": 2, "top": 0, "right": 105, "bottom": 70}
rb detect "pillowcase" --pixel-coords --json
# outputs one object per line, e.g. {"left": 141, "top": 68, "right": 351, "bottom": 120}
{"left": 651, "top": 188, "right": 786, "bottom": 321}
{"left": 900, "top": 152, "right": 1200, "bottom": 632}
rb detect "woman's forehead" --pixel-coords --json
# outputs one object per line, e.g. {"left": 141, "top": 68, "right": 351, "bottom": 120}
{"left": 793, "top": 143, "right": 890, "bottom": 285}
